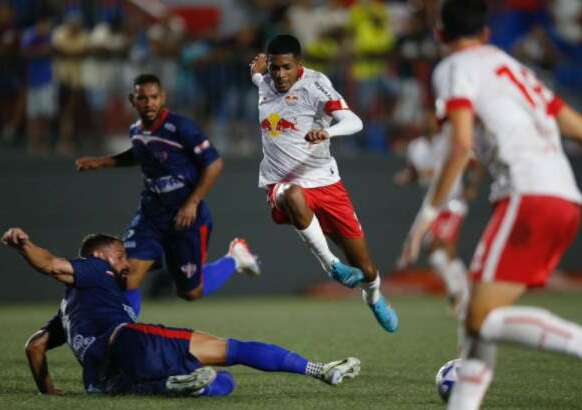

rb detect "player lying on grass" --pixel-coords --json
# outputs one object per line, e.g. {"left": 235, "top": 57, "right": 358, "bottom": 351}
{"left": 2, "top": 228, "right": 360, "bottom": 396}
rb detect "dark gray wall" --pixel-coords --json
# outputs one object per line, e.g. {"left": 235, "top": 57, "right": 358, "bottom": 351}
{"left": 1, "top": 149, "right": 581, "bottom": 302}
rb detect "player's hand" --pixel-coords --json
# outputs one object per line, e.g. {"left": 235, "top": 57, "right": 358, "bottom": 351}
{"left": 250, "top": 53, "right": 267, "bottom": 75}
{"left": 397, "top": 206, "right": 438, "bottom": 269}
{"left": 1, "top": 227, "right": 30, "bottom": 249}
{"left": 175, "top": 200, "right": 199, "bottom": 230}
{"left": 75, "top": 157, "right": 107, "bottom": 171}
{"left": 305, "top": 129, "right": 330, "bottom": 144}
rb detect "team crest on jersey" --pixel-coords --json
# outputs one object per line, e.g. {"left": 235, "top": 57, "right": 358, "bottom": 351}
{"left": 181, "top": 263, "right": 197, "bottom": 278}
{"left": 164, "top": 123, "right": 176, "bottom": 132}
{"left": 260, "top": 113, "right": 298, "bottom": 137}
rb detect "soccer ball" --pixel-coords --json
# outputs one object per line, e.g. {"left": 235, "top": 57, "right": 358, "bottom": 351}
{"left": 435, "top": 358, "right": 462, "bottom": 403}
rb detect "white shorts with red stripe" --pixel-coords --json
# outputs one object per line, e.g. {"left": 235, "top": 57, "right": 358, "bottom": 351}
{"left": 470, "top": 195, "right": 580, "bottom": 287}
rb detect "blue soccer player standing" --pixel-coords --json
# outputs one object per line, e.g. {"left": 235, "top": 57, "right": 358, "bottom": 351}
{"left": 3, "top": 227, "right": 360, "bottom": 396}
{"left": 75, "top": 74, "right": 259, "bottom": 312}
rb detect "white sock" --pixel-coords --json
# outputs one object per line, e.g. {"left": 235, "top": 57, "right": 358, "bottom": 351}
{"left": 295, "top": 215, "right": 338, "bottom": 272}
{"left": 447, "top": 358, "right": 493, "bottom": 410}
{"left": 481, "top": 306, "right": 582, "bottom": 358}
{"left": 362, "top": 273, "right": 381, "bottom": 305}
{"left": 448, "top": 258, "right": 469, "bottom": 298}
{"left": 429, "top": 250, "right": 468, "bottom": 298}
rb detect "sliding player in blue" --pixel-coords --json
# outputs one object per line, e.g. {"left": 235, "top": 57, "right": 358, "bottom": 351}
{"left": 3, "top": 228, "right": 360, "bottom": 396}
{"left": 75, "top": 74, "right": 259, "bottom": 315}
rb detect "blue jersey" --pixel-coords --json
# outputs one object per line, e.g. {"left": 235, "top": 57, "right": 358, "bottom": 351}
{"left": 129, "top": 110, "right": 220, "bottom": 223}
{"left": 60, "top": 258, "right": 137, "bottom": 392}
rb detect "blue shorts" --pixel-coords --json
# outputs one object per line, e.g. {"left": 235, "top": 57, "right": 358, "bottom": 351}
{"left": 123, "top": 203, "right": 213, "bottom": 293}
{"left": 110, "top": 323, "right": 201, "bottom": 384}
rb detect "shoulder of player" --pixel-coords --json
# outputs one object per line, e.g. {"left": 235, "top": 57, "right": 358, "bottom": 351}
{"left": 303, "top": 68, "right": 332, "bottom": 87}
{"left": 302, "top": 69, "right": 337, "bottom": 98}
{"left": 164, "top": 112, "right": 203, "bottom": 135}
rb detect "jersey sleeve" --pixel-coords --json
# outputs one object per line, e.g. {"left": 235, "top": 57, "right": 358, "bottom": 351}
{"left": 178, "top": 119, "right": 220, "bottom": 168}
{"left": 41, "top": 310, "right": 67, "bottom": 349}
{"left": 309, "top": 74, "right": 350, "bottom": 116}
{"left": 433, "top": 60, "right": 478, "bottom": 119}
{"left": 69, "top": 258, "right": 111, "bottom": 289}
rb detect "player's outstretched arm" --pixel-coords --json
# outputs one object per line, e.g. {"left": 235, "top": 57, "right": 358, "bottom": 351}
{"left": 25, "top": 329, "right": 63, "bottom": 395}
{"left": 75, "top": 148, "right": 137, "bottom": 171}
{"left": 557, "top": 104, "right": 582, "bottom": 142}
{"left": 305, "top": 110, "right": 363, "bottom": 144}
{"left": 2, "top": 228, "right": 74, "bottom": 284}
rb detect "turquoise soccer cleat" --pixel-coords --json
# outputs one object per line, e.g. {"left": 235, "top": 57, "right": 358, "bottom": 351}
{"left": 329, "top": 260, "right": 365, "bottom": 288}
{"left": 368, "top": 296, "right": 399, "bottom": 333}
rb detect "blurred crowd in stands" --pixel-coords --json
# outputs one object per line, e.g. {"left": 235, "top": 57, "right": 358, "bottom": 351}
{"left": 1, "top": 0, "right": 581, "bottom": 157}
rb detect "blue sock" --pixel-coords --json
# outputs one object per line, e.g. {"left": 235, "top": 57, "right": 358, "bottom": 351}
{"left": 199, "top": 370, "right": 236, "bottom": 397}
{"left": 226, "top": 339, "right": 308, "bottom": 374}
{"left": 124, "top": 288, "right": 141, "bottom": 318}
{"left": 201, "top": 256, "right": 237, "bottom": 297}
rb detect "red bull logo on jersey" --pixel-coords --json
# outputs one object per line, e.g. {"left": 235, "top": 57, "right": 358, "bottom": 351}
{"left": 260, "top": 113, "right": 298, "bottom": 137}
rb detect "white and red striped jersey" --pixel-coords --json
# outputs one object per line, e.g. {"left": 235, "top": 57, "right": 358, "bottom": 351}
{"left": 433, "top": 44, "right": 582, "bottom": 204}
{"left": 253, "top": 67, "right": 350, "bottom": 188}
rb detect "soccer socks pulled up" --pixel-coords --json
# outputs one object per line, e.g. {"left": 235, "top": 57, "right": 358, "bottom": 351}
{"left": 447, "top": 358, "right": 493, "bottom": 410}
{"left": 362, "top": 273, "right": 381, "bottom": 304}
{"left": 295, "top": 215, "right": 338, "bottom": 272}
{"left": 124, "top": 288, "right": 141, "bottom": 318}
{"left": 428, "top": 250, "right": 468, "bottom": 298}
{"left": 226, "top": 339, "right": 308, "bottom": 375}
{"left": 199, "top": 370, "right": 236, "bottom": 397}
{"left": 201, "top": 256, "right": 237, "bottom": 297}
{"left": 480, "top": 306, "right": 582, "bottom": 358}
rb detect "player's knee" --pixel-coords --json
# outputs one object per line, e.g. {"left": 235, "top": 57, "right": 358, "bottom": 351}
{"left": 25, "top": 330, "right": 48, "bottom": 354}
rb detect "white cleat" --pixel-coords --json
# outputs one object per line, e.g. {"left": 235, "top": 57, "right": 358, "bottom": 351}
{"left": 322, "top": 357, "right": 361, "bottom": 385}
{"left": 166, "top": 366, "right": 217, "bottom": 396}
{"left": 228, "top": 238, "right": 261, "bottom": 276}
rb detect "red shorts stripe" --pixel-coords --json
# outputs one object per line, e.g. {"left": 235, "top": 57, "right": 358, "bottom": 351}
{"left": 266, "top": 181, "right": 364, "bottom": 239}
{"left": 470, "top": 195, "right": 580, "bottom": 287}
{"left": 125, "top": 323, "right": 192, "bottom": 341}
{"left": 199, "top": 224, "right": 209, "bottom": 264}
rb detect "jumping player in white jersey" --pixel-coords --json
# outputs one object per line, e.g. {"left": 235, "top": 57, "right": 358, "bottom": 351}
{"left": 249, "top": 34, "right": 398, "bottom": 333}
{"left": 399, "top": 1, "right": 582, "bottom": 408}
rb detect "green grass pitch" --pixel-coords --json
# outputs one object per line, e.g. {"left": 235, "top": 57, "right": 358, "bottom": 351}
{"left": 1, "top": 293, "right": 581, "bottom": 409}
